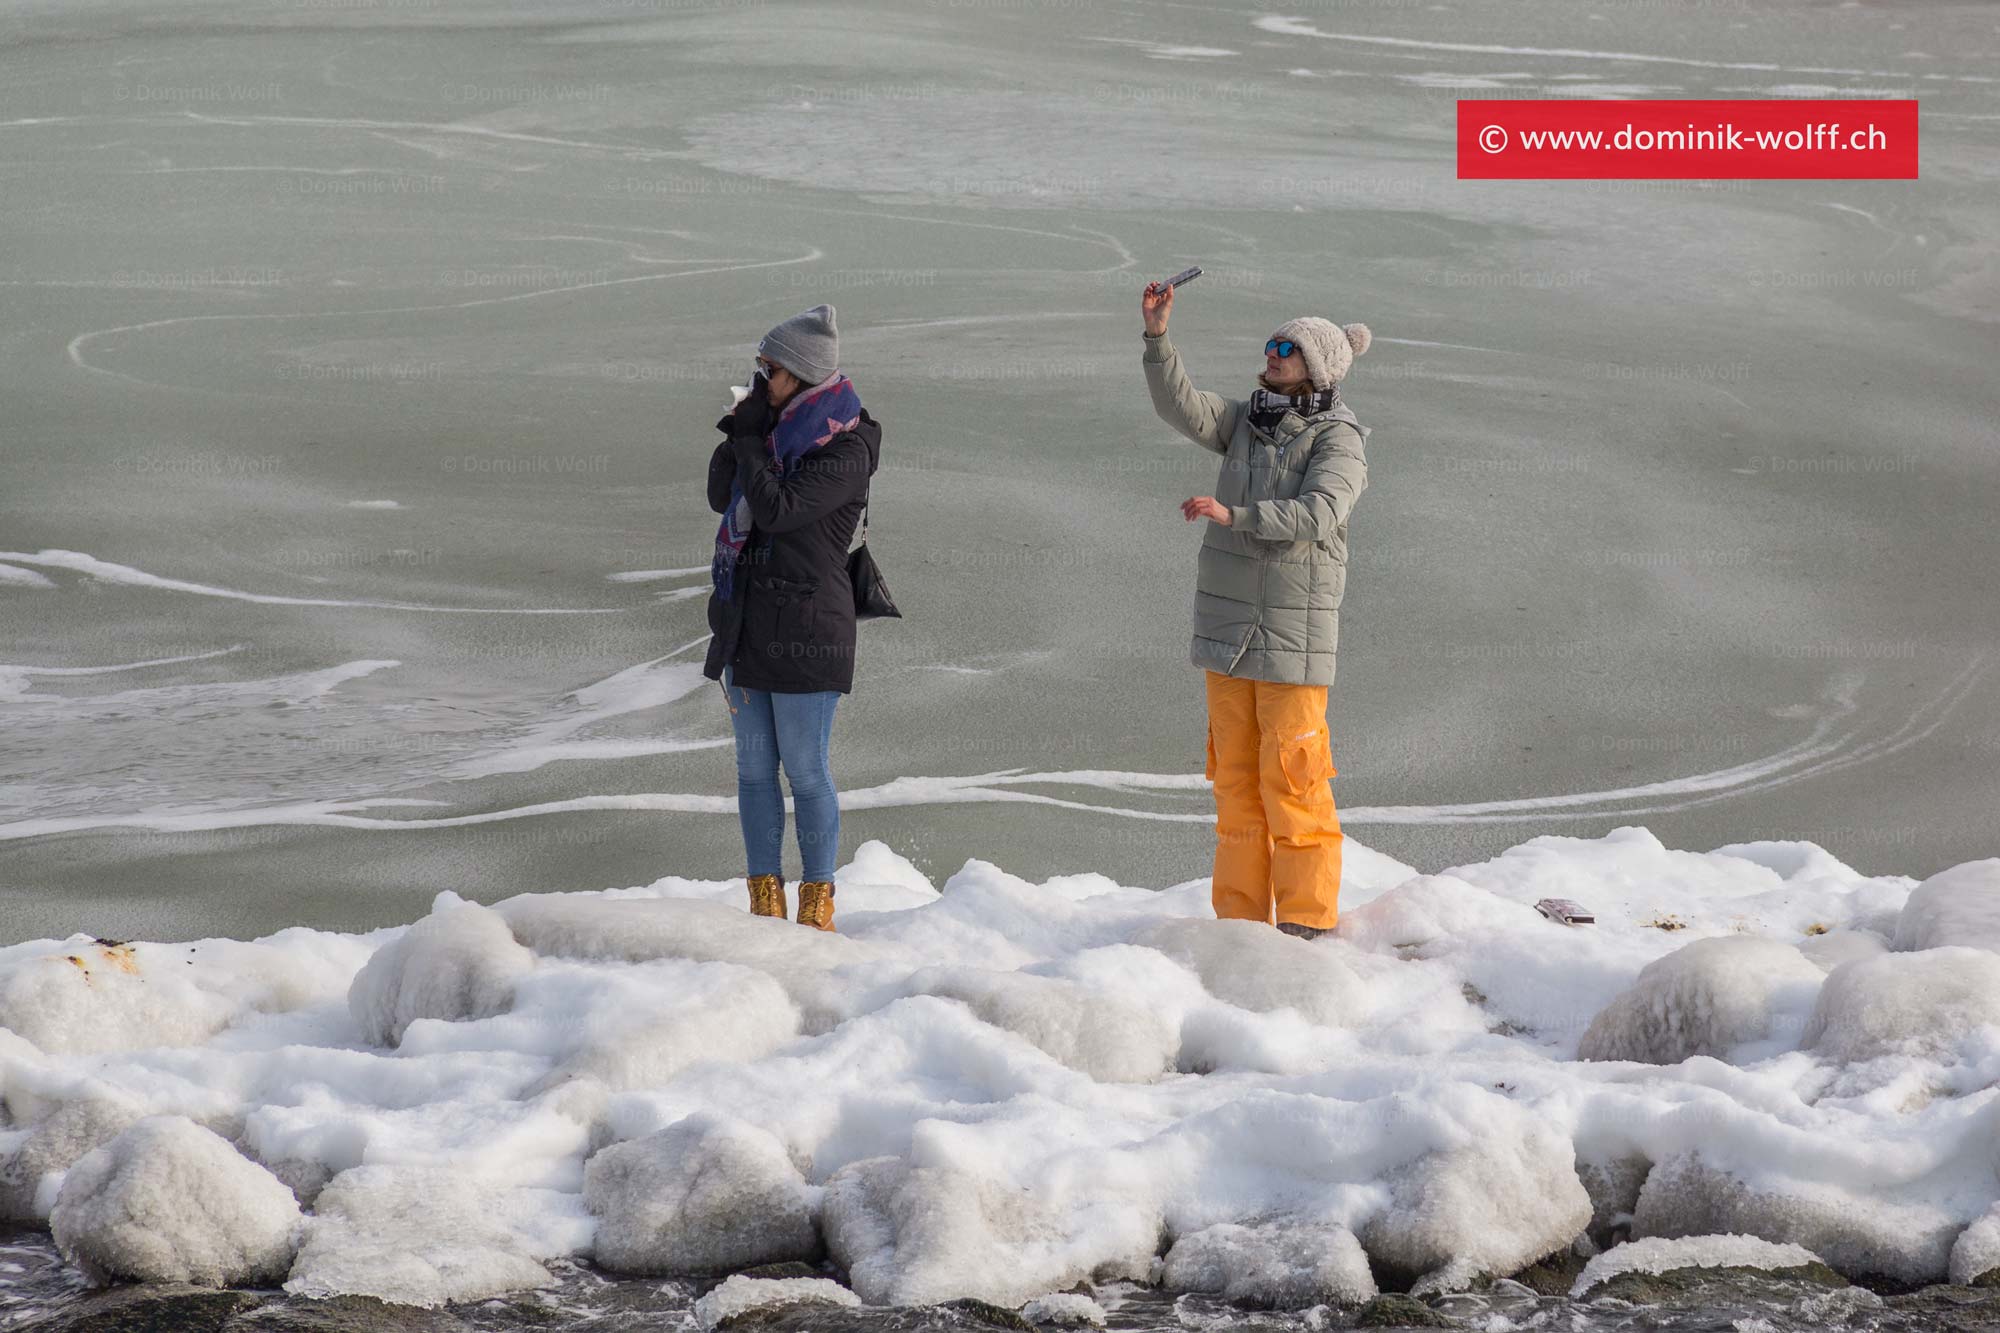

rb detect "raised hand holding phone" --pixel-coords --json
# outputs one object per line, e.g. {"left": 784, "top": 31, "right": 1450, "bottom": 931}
{"left": 1142, "top": 266, "right": 1201, "bottom": 335}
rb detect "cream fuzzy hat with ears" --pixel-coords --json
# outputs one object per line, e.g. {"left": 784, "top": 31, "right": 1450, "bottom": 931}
{"left": 1270, "top": 316, "right": 1373, "bottom": 390}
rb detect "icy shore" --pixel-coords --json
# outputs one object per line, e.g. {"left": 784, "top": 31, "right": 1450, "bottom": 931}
{"left": 4, "top": 829, "right": 2000, "bottom": 1315}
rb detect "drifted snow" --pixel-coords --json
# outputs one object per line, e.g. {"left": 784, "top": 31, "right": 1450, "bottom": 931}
{"left": 50, "top": 1115, "right": 303, "bottom": 1286}
{"left": 1, "top": 831, "right": 1998, "bottom": 1304}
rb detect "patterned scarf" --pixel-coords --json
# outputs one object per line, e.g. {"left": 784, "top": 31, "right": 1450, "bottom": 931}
{"left": 711, "top": 373, "right": 863, "bottom": 602}
{"left": 1248, "top": 383, "right": 1342, "bottom": 435}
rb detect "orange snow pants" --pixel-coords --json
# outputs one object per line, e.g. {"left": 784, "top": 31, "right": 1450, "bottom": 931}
{"left": 1203, "top": 670, "right": 1343, "bottom": 930}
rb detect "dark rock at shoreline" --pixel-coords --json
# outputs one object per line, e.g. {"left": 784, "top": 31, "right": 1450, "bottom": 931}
{"left": 24, "top": 1285, "right": 260, "bottom": 1332}
{"left": 1576, "top": 1260, "right": 1848, "bottom": 1304}
{"left": 1352, "top": 1293, "right": 1458, "bottom": 1328}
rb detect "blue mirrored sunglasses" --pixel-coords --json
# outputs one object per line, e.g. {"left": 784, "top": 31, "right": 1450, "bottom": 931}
{"left": 1265, "top": 338, "right": 1297, "bottom": 358}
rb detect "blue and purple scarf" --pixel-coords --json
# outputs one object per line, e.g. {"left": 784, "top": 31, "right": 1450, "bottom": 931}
{"left": 711, "top": 373, "right": 863, "bottom": 602}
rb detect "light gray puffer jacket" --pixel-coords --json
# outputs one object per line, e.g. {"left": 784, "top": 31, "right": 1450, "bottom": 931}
{"left": 1143, "top": 330, "right": 1369, "bottom": 686}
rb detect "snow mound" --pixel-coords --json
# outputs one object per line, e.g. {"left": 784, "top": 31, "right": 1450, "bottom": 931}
{"left": 525, "top": 962, "right": 801, "bottom": 1097}
{"left": 694, "top": 1274, "right": 860, "bottom": 1330}
{"left": 586, "top": 1112, "right": 819, "bottom": 1276}
{"left": 285, "top": 1164, "right": 589, "bottom": 1307}
{"left": 1571, "top": 1233, "right": 1829, "bottom": 1297}
{"left": 6, "top": 829, "right": 1995, "bottom": 1309}
{"left": 1161, "top": 1220, "right": 1377, "bottom": 1306}
{"left": 1578, "top": 936, "right": 1824, "bottom": 1064}
{"left": 498, "top": 893, "right": 876, "bottom": 1032}
{"left": 348, "top": 899, "right": 533, "bottom": 1047}
{"left": 1801, "top": 947, "right": 2000, "bottom": 1064}
{"left": 1020, "top": 1292, "right": 1107, "bottom": 1326}
{"left": 901, "top": 965, "right": 1176, "bottom": 1083}
{"left": 1136, "top": 919, "right": 1365, "bottom": 1027}
{"left": 1631, "top": 1151, "right": 1961, "bottom": 1285}
{"left": 0, "top": 935, "right": 360, "bottom": 1057}
{"left": 823, "top": 1156, "right": 1152, "bottom": 1308}
{"left": 1893, "top": 859, "right": 2000, "bottom": 954}
{"left": 1797, "top": 929, "right": 1887, "bottom": 972}
{"left": 0, "top": 943, "right": 236, "bottom": 1055}
{"left": 49, "top": 1115, "right": 302, "bottom": 1286}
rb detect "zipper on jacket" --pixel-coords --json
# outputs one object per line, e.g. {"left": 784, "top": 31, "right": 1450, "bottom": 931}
{"left": 1226, "top": 624, "right": 1255, "bottom": 675}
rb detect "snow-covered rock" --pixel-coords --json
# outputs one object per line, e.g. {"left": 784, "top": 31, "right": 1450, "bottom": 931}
{"left": 1020, "top": 1292, "right": 1108, "bottom": 1326}
{"left": 49, "top": 1116, "right": 302, "bottom": 1286}
{"left": 1949, "top": 1201, "right": 2000, "bottom": 1285}
{"left": 586, "top": 1112, "right": 819, "bottom": 1275}
{"left": 822, "top": 1156, "right": 1152, "bottom": 1308}
{"left": 1571, "top": 1233, "right": 1832, "bottom": 1298}
{"left": 1356, "top": 1093, "right": 1592, "bottom": 1285}
{"left": 1578, "top": 936, "right": 1824, "bottom": 1064}
{"left": 1631, "top": 1150, "right": 1961, "bottom": 1285}
{"left": 348, "top": 898, "right": 534, "bottom": 1047}
{"left": 1801, "top": 947, "right": 2000, "bottom": 1064}
{"left": 1161, "top": 1220, "right": 1377, "bottom": 1306}
{"left": 0, "top": 1094, "right": 144, "bottom": 1222}
{"left": 694, "top": 1275, "right": 860, "bottom": 1330}
{"left": 285, "top": 1164, "right": 588, "bottom": 1307}
{"left": 1893, "top": 859, "right": 2000, "bottom": 954}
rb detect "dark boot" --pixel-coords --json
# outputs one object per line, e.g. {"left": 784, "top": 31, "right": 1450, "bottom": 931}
{"left": 1277, "top": 921, "right": 1330, "bottom": 941}
{"left": 748, "top": 874, "right": 787, "bottom": 919}
{"left": 797, "top": 880, "right": 835, "bottom": 932}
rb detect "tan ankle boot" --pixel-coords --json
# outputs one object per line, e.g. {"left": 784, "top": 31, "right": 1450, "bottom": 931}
{"left": 796, "top": 880, "right": 835, "bottom": 932}
{"left": 747, "top": 873, "right": 787, "bottom": 919}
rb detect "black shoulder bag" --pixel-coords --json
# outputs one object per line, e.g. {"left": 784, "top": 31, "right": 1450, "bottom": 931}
{"left": 848, "top": 497, "right": 901, "bottom": 621}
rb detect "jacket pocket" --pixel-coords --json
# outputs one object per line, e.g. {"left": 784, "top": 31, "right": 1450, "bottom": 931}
{"left": 1204, "top": 723, "right": 1218, "bottom": 782}
{"left": 753, "top": 576, "right": 818, "bottom": 658}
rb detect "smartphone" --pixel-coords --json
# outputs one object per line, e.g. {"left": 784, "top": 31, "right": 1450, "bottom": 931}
{"left": 1165, "top": 266, "right": 1202, "bottom": 289}
{"left": 1534, "top": 897, "right": 1595, "bottom": 926}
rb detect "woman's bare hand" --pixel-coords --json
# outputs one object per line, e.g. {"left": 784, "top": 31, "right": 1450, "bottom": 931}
{"left": 1142, "top": 281, "right": 1173, "bottom": 336}
{"left": 1181, "top": 496, "right": 1230, "bottom": 525}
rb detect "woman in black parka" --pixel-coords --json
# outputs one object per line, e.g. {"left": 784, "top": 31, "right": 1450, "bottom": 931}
{"left": 704, "top": 304, "right": 881, "bottom": 933}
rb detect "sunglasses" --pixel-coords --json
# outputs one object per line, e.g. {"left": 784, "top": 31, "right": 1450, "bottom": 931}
{"left": 1264, "top": 339, "right": 1297, "bottom": 359}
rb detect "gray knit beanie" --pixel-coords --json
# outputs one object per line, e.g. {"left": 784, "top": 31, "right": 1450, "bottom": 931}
{"left": 757, "top": 304, "right": 839, "bottom": 384}
{"left": 1270, "top": 315, "right": 1372, "bottom": 390}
